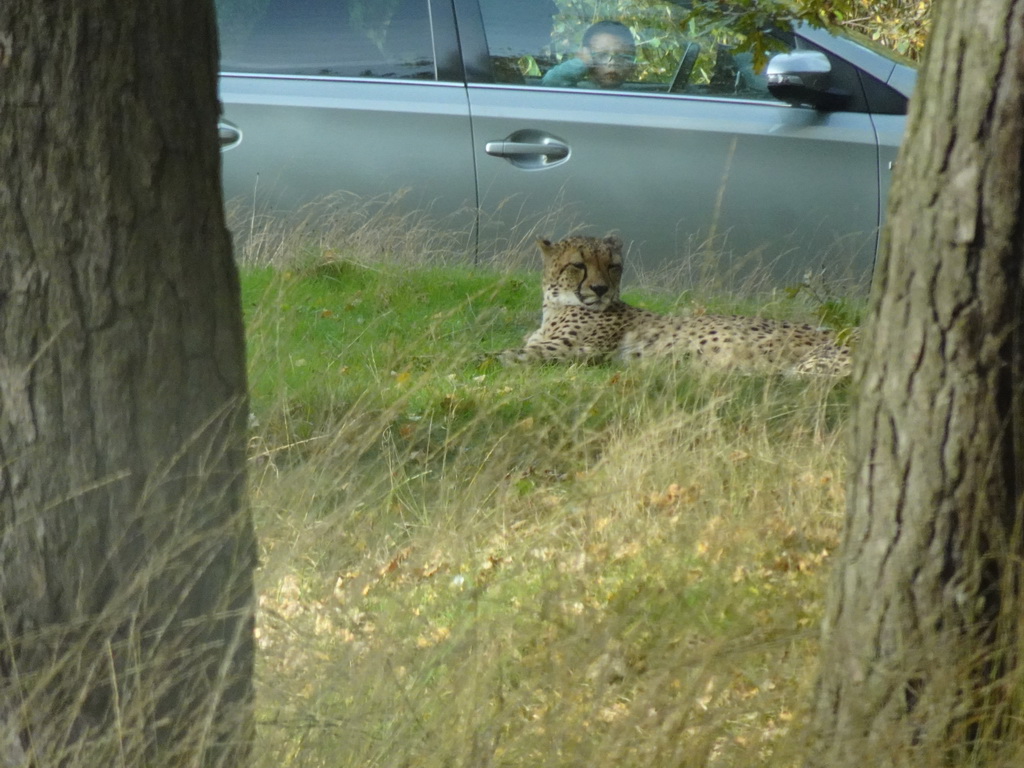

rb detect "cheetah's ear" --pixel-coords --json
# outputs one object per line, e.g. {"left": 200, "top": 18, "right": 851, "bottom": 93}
{"left": 537, "top": 238, "right": 555, "bottom": 256}
{"left": 603, "top": 235, "right": 623, "bottom": 252}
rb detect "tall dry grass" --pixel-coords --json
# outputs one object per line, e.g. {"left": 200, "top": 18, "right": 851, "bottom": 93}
{"left": 234, "top": 200, "right": 857, "bottom": 767}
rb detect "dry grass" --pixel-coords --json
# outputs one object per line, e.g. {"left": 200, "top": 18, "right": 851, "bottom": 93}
{"left": 248, "top": 372, "right": 848, "bottom": 768}
{"left": 235, "top": 201, "right": 857, "bottom": 767}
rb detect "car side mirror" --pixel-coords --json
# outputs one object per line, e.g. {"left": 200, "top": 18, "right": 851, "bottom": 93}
{"left": 766, "top": 51, "right": 848, "bottom": 110}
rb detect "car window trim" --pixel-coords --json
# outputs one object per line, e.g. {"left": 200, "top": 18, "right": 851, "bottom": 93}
{"left": 465, "top": 79, "right": 849, "bottom": 111}
{"left": 430, "top": 0, "right": 466, "bottom": 82}
{"left": 219, "top": 71, "right": 468, "bottom": 88}
{"left": 451, "top": 0, "right": 497, "bottom": 83}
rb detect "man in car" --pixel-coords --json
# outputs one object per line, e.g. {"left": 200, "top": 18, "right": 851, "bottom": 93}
{"left": 540, "top": 20, "right": 636, "bottom": 89}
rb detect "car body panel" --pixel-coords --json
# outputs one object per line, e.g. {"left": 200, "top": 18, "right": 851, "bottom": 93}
{"left": 468, "top": 80, "right": 882, "bottom": 282}
{"left": 219, "top": 76, "right": 477, "bottom": 244}
{"left": 216, "top": 0, "right": 917, "bottom": 285}
{"left": 887, "top": 65, "right": 918, "bottom": 96}
{"left": 796, "top": 25, "right": 917, "bottom": 99}
{"left": 872, "top": 112, "right": 906, "bottom": 224}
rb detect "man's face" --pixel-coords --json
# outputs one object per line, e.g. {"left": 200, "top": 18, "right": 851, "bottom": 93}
{"left": 583, "top": 32, "right": 635, "bottom": 88}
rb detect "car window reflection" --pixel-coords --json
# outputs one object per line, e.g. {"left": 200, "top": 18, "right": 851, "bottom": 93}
{"left": 217, "top": 0, "right": 435, "bottom": 79}
{"left": 476, "top": 0, "right": 798, "bottom": 100}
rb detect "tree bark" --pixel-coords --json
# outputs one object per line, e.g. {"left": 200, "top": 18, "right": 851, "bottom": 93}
{"left": 0, "top": 2, "right": 254, "bottom": 765}
{"left": 808, "top": 0, "right": 1024, "bottom": 764}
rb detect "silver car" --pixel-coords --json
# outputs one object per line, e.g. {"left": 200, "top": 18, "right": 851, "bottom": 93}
{"left": 216, "top": 0, "right": 915, "bottom": 284}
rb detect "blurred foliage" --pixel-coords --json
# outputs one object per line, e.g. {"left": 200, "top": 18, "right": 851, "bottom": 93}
{"left": 675, "top": 0, "right": 932, "bottom": 55}
{"left": 828, "top": 0, "right": 931, "bottom": 59}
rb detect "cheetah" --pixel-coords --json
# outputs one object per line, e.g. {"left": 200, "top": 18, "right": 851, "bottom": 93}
{"left": 500, "top": 235, "right": 854, "bottom": 376}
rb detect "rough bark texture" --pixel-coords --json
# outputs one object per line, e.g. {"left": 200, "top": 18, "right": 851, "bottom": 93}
{"left": 0, "top": 2, "right": 254, "bottom": 766}
{"left": 809, "top": 0, "right": 1024, "bottom": 764}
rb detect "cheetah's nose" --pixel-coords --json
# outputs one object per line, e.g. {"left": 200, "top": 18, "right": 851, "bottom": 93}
{"left": 592, "top": 284, "right": 608, "bottom": 297}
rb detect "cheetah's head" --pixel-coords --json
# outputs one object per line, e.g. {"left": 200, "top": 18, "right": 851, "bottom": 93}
{"left": 538, "top": 235, "right": 623, "bottom": 310}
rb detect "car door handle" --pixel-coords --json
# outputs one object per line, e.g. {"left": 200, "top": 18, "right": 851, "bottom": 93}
{"left": 218, "top": 122, "right": 242, "bottom": 150}
{"left": 484, "top": 140, "right": 569, "bottom": 160}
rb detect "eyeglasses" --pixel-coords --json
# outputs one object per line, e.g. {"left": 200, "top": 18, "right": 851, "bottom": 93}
{"left": 590, "top": 51, "right": 635, "bottom": 67}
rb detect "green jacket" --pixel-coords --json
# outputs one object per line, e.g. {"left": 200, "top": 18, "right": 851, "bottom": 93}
{"left": 539, "top": 58, "right": 589, "bottom": 88}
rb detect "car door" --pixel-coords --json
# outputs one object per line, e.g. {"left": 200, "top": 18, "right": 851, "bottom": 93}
{"left": 457, "top": 0, "right": 902, "bottom": 287}
{"left": 216, "top": 0, "right": 477, "bottom": 252}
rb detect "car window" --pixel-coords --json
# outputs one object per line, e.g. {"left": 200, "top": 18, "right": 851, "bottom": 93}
{"left": 476, "top": 0, "right": 560, "bottom": 84}
{"left": 478, "top": 0, "right": 684, "bottom": 91}
{"left": 477, "top": 0, "right": 786, "bottom": 94}
{"left": 216, "top": 0, "right": 435, "bottom": 79}
{"left": 476, "top": 1, "right": 863, "bottom": 109}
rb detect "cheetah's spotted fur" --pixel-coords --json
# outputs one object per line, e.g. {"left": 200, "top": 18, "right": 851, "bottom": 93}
{"left": 501, "top": 235, "right": 853, "bottom": 376}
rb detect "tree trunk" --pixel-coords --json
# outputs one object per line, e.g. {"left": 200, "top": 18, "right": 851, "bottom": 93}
{"left": 0, "top": 2, "right": 254, "bottom": 766}
{"left": 808, "top": 0, "right": 1024, "bottom": 764}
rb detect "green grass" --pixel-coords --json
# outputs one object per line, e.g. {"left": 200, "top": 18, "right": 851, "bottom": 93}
{"left": 243, "top": 259, "right": 531, "bottom": 437}
{"left": 243, "top": 247, "right": 855, "bottom": 768}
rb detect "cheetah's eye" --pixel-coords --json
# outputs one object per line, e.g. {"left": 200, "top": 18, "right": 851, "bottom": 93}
{"left": 570, "top": 262, "right": 586, "bottom": 271}
{"left": 609, "top": 264, "right": 623, "bottom": 272}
